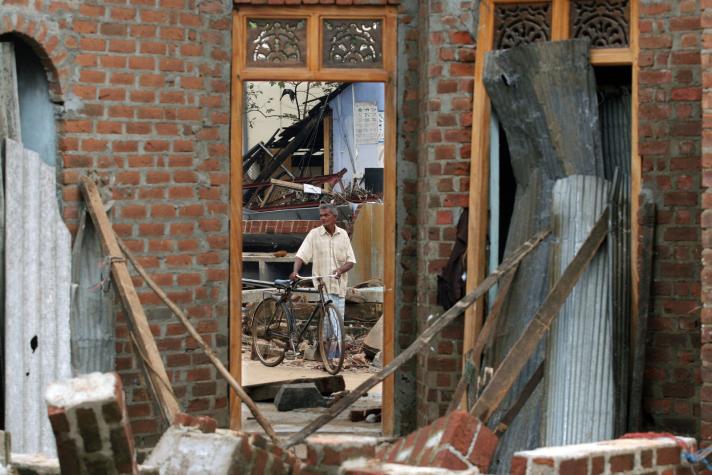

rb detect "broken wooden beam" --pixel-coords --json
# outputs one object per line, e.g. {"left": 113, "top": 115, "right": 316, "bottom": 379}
{"left": 79, "top": 176, "right": 181, "bottom": 423}
{"left": 283, "top": 229, "right": 550, "bottom": 448}
{"left": 494, "top": 360, "right": 544, "bottom": 435}
{"left": 447, "top": 266, "right": 518, "bottom": 413}
{"left": 470, "top": 207, "right": 609, "bottom": 423}
{"left": 270, "top": 178, "right": 334, "bottom": 196}
{"left": 116, "top": 237, "right": 280, "bottom": 444}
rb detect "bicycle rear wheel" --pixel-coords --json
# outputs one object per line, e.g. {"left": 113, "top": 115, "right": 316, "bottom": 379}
{"left": 252, "top": 296, "right": 288, "bottom": 367}
{"left": 318, "top": 302, "right": 345, "bottom": 375}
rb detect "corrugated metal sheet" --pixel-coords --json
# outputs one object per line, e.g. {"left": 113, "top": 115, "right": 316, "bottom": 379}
{"left": 599, "top": 89, "right": 631, "bottom": 180}
{"left": 544, "top": 175, "right": 614, "bottom": 445}
{"left": 0, "top": 43, "right": 22, "bottom": 141}
{"left": 4, "top": 138, "right": 71, "bottom": 455}
{"left": 70, "top": 210, "right": 115, "bottom": 375}
{"left": 609, "top": 176, "right": 631, "bottom": 435}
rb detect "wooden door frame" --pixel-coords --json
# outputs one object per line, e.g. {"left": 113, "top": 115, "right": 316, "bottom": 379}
{"left": 229, "top": 5, "right": 398, "bottom": 435}
{"left": 463, "top": 0, "right": 640, "bottom": 392}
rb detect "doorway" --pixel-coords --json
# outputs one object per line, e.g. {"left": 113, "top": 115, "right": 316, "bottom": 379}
{"left": 229, "top": 6, "right": 398, "bottom": 436}
{"left": 240, "top": 80, "right": 386, "bottom": 435}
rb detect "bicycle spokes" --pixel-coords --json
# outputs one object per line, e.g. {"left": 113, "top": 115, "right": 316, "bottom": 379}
{"left": 252, "top": 297, "right": 288, "bottom": 367}
{"left": 318, "top": 303, "right": 345, "bottom": 375}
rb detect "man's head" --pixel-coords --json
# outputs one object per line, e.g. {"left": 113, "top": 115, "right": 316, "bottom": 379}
{"left": 319, "top": 203, "right": 338, "bottom": 229}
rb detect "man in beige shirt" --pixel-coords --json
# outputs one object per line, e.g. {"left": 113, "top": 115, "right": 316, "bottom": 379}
{"left": 290, "top": 204, "right": 356, "bottom": 359}
{"left": 290, "top": 203, "right": 356, "bottom": 312}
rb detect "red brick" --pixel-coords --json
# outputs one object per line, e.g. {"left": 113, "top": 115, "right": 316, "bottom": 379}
{"left": 657, "top": 446, "right": 682, "bottom": 465}
{"left": 510, "top": 456, "right": 527, "bottom": 475}
{"left": 610, "top": 454, "right": 634, "bottom": 473}
{"left": 559, "top": 458, "right": 588, "bottom": 474}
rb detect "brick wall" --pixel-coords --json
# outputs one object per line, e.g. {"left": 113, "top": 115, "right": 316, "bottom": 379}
{"left": 414, "top": 1, "right": 477, "bottom": 426}
{"left": 242, "top": 220, "right": 321, "bottom": 234}
{"left": 700, "top": 0, "right": 712, "bottom": 448}
{"left": 0, "top": 0, "right": 233, "bottom": 448}
{"left": 639, "top": 0, "right": 702, "bottom": 437}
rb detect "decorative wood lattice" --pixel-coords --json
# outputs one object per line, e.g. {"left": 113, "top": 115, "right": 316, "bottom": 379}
{"left": 247, "top": 18, "right": 307, "bottom": 67}
{"left": 323, "top": 19, "right": 383, "bottom": 68}
{"left": 571, "top": 0, "right": 630, "bottom": 47}
{"left": 494, "top": 3, "right": 552, "bottom": 50}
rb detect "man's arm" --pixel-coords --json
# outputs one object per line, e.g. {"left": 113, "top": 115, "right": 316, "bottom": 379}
{"left": 333, "top": 261, "right": 354, "bottom": 280}
{"left": 290, "top": 257, "right": 305, "bottom": 281}
{"left": 334, "top": 234, "right": 357, "bottom": 279}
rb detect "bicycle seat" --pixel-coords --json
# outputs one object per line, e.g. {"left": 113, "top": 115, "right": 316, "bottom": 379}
{"left": 273, "top": 279, "right": 293, "bottom": 289}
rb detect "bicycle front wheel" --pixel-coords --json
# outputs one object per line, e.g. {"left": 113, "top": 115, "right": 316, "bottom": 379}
{"left": 318, "top": 302, "right": 345, "bottom": 375}
{"left": 252, "top": 296, "right": 288, "bottom": 367}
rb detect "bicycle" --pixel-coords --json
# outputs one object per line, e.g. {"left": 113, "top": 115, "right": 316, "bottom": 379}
{"left": 251, "top": 274, "right": 345, "bottom": 375}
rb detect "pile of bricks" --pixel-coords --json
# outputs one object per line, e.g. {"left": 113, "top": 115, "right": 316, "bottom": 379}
{"left": 7, "top": 372, "right": 701, "bottom": 475}
{"left": 376, "top": 410, "right": 497, "bottom": 472}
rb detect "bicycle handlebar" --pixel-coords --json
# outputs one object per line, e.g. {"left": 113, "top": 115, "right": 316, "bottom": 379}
{"left": 295, "top": 274, "right": 337, "bottom": 281}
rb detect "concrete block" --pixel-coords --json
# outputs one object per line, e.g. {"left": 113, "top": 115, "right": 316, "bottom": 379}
{"left": 305, "top": 434, "right": 379, "bottom": 472}
{"left": 245, "top": 375, "right": 344, "bottom": 402}
{"left": 303, "top": 344, "right": 320, "bottom": 361}
{"left": 146, "top": 427, "right": 293, "bottom": 475}
{"left": 9, "top": 453, "right": 60, "bottom": 474}
{"left": 44, "top": 372, "right": 137, "bottom": 475}
{"left": 274, "top": 383, "right": 327, "bottom": 411}
{"left": 339, "top": 460, "right": 480, "bottom": 474}
{"left": 146, "top": 426, "right": 243, "bottom": 475}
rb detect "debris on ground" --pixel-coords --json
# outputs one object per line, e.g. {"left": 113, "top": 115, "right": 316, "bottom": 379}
{"left": 244, "top": 375, "right": 345, "bottom": 402}
{"left": 350, "top": 407, "right": 381, "bottom": 423}
{"left": 274, "top": 383, "right": 329, "bottom": 412}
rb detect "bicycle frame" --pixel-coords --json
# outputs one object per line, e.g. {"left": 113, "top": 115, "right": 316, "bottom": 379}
{"left": 272, "top": 276, "right": 334, "bottom": 345}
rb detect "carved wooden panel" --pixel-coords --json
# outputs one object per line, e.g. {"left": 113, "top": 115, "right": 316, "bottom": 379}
{"left": 322, "top": 19, "right": 383, "bottom": 68}
{"left": 571, "top": 0, "right": 630, "bottom": 48}
{"left": 494, "top": 3, "right": 552, "bottom": 50}
{"left": 246, "top": 18, "right": 307, "bottom": 68}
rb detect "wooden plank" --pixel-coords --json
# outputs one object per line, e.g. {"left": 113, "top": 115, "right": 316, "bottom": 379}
{"left": 79, "top": 177, "right": 180, "bottom": 423}
{"left": 0, "top": 43, "right": 21, "bottom": 142}
{"left": 629, "top": 0, "right": 641, "bottom": 388}
{"left": 464, "top": 0, "right": 495, "bottom": 391}
{"left": 551, "top": 0, "right": 570, "bottom": 40}
{"left": 349, "top": 203, "right": 384, "bottom": 285}
{"left": 628, "top": 192, "right": 654, "bottom": 431}
{"left": 236, "top": 6, "right": 396, "bottom": 19}
{"left": 230, "top": 8, "right": 244, "bottom": 431}
{"left": 494, "top": 360, "right": 545, "bottom": 435}
{"left": 382, "top": 17, "right": 397, "bottom": 434}
{"left": 470, "top": 208, "right": 609, "bottom": 423}
{"left": 239, "top": 69, "right": 390, "bottom": 83}
{"left": 590, "top": 48, "right": 634, "bottom": 66}
{"left": 308, "top": 11, "right": 319, "bottom": 73}
{"left": 269, "top": 178, "right": 333, "bottom": 196}
{"left": 116, "top": 238, "right": 280, "bottom": 443}
{"left": 283, "top": 229, "right": 549, "bottom": 448}
{"left": 447, "top": 266, "right": 517, "bottom": 413}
